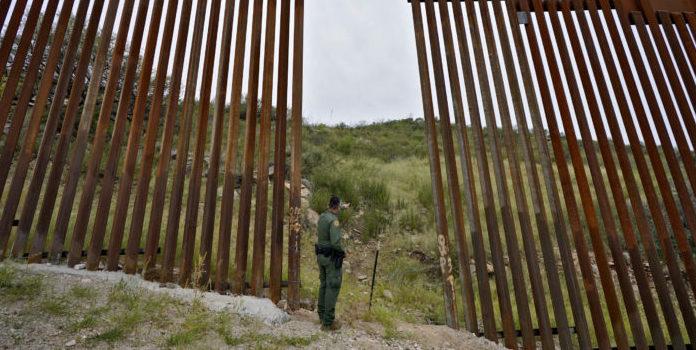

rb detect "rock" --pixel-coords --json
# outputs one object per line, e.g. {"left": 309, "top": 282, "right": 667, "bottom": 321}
{"left": 74, "top": 264, "right": 86, "bottom": 270}
{"left": 277, "top": 299, "right": 288, "bottom": 310}
{"left": 358, "top": 274, "right": 368, "bottom": 282}
{"left": 159, "top": 282, "right": 178, "bottom": 289}
{"left": 301, "top": 178, "right": 313, "bottom": 191}
{"left": 65, "top": 340, "right": 76, "bottom": 347}
{"left": 343, "top": 261, "right": 351, "bottom": 270}
{"left": 306, "top": 209, "right": 320, "bottom": 227}
{"left": 383, "top": 290, "right": 394, "bottom": 301}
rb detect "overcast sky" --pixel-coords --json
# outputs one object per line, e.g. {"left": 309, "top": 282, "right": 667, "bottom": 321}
{"left": 304, "top": 1, "right": 421, "bottom": 125}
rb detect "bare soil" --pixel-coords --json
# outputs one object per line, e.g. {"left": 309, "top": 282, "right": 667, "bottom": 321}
{"left": 0, "top": 262, "right": 502, "bottom": 349}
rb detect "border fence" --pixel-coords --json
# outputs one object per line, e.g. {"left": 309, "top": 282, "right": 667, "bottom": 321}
{"left": 0, "top": 0, "right": 304, "bottom": 308}
{"left": 409, "top": 0, "right": 696, "bottom": 348}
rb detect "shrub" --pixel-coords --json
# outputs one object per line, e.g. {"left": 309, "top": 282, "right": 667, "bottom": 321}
{"left": 416, "top": 182, "right": 434, "bottom": 212}
{"left": 398, "top": 208, "right": 425, "bottom": 233}
{"left": 311, "top": 169, "right": 358, "bottom": 206}
{"left": 359, "top": 179, "right": 390, "bottom": 211}
{"left": 309, "top": 188, "right": 331, "bottom": 214}
{"left": 363, "top": 210, "right": 391, "bottom": 240}
{"left": 338, "top": 207, "right": 354, "bottom": 227}
{"left": 335, "top": 135, "right": 355, "bottom": 155}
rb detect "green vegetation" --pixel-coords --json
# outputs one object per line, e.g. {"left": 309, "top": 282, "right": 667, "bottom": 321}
{"left": 0, "top": 264, "right": 43, "bottom": 302}
{"left": 0, "top": 263, "right": 324, "bottom": 348}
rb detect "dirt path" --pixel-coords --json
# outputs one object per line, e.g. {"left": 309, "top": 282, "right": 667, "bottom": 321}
{"left": 0, "top": 262, "right": 502, "bottom": 349}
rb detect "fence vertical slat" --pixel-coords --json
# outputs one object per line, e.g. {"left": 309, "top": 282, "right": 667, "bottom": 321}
{"left": 83, "top": 0, "right": 150, "bottom": 271}
{"left": 0, "top": 0, "right": 76, "bottom": 257}
{"left": 671, "top": 13, "right": 696, "bottom": 145}
{"left": 459, "top": 0, "right": 520, "bottom": 345}
{"left": 424, "top": 0, "right": 475, "bottom": 329}
{"left": 494, "top": 1, "right": 579, "bottom": 347}
{"left": 533, "top": 1, "right": 634, "bottom": 345}
{"left": 518, "top": 0, "right": 614, "bottom": 346}
{"left": 626, "top": 9, "right": 696, "bottom": 300}
{"left": 0, "top": 0, "right": 78, "bottom": 180}
{"left": 35, "top": 0, "right": 120, "bottom": 264}
{"left": 269, "top": 0, "right": 292, "bottom": 304}
{"left": 287, "top": 0, "right": 304, "bottom": 310}
{"left": 250, "top": 0, "right": 278, "bottom": 297}
{"left": 124, "top": 0, "right": 182, "bottom": 275}
{"left": 105, "top": 0, "right": 167, "bottom": 272}
{"left": 0, "top": 0, "right": 28, "bottom": 79}
{"left": 159, "top": 0, "right": 209, "bottom": 283}
{"left": 216, "top": 0, "right": 252, "bottom": 292}
{"left": 180, "top": 0, "right": 223, "bottom": 286}
{"left": 0, "top": 1, "right": 11, "bottom": 30}
{"left": 447, "top": 0, "right": 500, "bottom": 339}
{"left": 143, "top": 0, "right": 193, "bottom": 275}
{"left": 408, "top": 0, "right": 458, "bottom": 329}
{"left": 13, "top": 0, "right": 105, "bottom": 260}
{"left": 233, "top": 0, "right": 265, "bottom": 294}
{"left": 429, "top": 0, "right": 478, "bottom": 333}
{"left": 200, "top": 0, "right": 237, "bottom": 285}
{"left": 585, "top": 0, "right": 696, "bottom": 342}
{"left": 0, "top": 0, "right": 92, "bottom": 256}
{"left": 637, "top": 12, "right": 696, "bottom": 234}
{"left": 545, "top": 2, "right": 650, "bottom": 347}
{"left": 60, "top": 0, "right": 136, "bottom": 267}
{"left": 476, "top": 0, "right": 556, "bottom": 346}
{"left": 557, "top": 2, "right": 675, "bottom": 348}
{"left": 0, "top": 0, "right": 57, "bottom": 137}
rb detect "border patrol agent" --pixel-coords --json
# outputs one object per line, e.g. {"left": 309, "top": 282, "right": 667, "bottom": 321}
{"left": 315, "top": 195, "right": 345, "bottom": 331}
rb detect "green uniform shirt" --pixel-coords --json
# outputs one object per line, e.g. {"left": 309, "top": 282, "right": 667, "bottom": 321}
{"left": 317, "top": 211, "right": 344, "bottom": 253}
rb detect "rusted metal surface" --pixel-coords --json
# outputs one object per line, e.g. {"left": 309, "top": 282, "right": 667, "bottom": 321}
{"left": 180, "top": 0, "right": 222, "bottom": 287}
{"left": 216, "top": 0, "right": 251, "bottom": 292}
{"left": 0, "top": 0, "right": 75, "bottom": 257}
{"left": 144, "top": 0, "right": 193, "bottom": 275}
{"left": 448, "top": 1, "right": 498, "bottom": 341}
{"left": 408, "top": 0, "right": 696, "bottom": 348}
{"left": 545, "top": 1, "right": 647, "bottom": 347}
{"left": 0, "top": 0, "right": 92, "bottom": 255}
{"left": 427, "top": 0, "right": 476, "bottom": 333}
{"left": 60, "top": 0, "right": 135, "bottom": 266}
{"left": 234, "top": 0, "right": 265, "bottom": 294}
{"left": 0, "top": 0, "right": 29, "bottom": 78}
{"left": 269, "top": 0, "right": 292, "bottom": 304}
{"left": 12, "top": 0, "right": 100, "bottom": 260}
{"left": 0, "top": 1, "right": 11, "bottom": 30}
{"left": 83, "top": 0, "right": 150, "bottom": 272}
{"left": 557, "top": 1, "right": 665, "bottom": 347}
{"left": 29, "top": 0, "right": 100, "bottom": 263}
{"left": 0, "top": 0, "right": 56, "bottom": 136}
{"left": 409, "top": 0, "right": 459, "bottom": 329}
{"left": 124, "top": 0, "right": 181, "bottom": 275}
{"left": 160, "top": 0, "right": 208, "bottom": 283}
{"left": 200, "top": 0, "right": 236, "bottom": 285}
{"left": 287, "top": 0, "right": 304, "bottom": 310}
{"left": 493, "top": 0, "right": 578, "bottom": 347}
{"left": 106, "top": 0, "right": 167, "bottom": 272}
{"left": 250, "top": 0, "right": 278, "bottom": 297}
{"left": 1, "top": 0, "right": 302, "bottom": 303}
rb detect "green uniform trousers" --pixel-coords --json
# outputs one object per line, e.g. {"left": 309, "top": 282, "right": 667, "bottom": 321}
{"left": 317, "top": 257, "right": 342, "bottom": 326}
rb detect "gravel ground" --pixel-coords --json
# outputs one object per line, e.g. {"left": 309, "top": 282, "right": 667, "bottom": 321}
{"left": 0, "top": 262, "right": 503, "bottom": 349}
